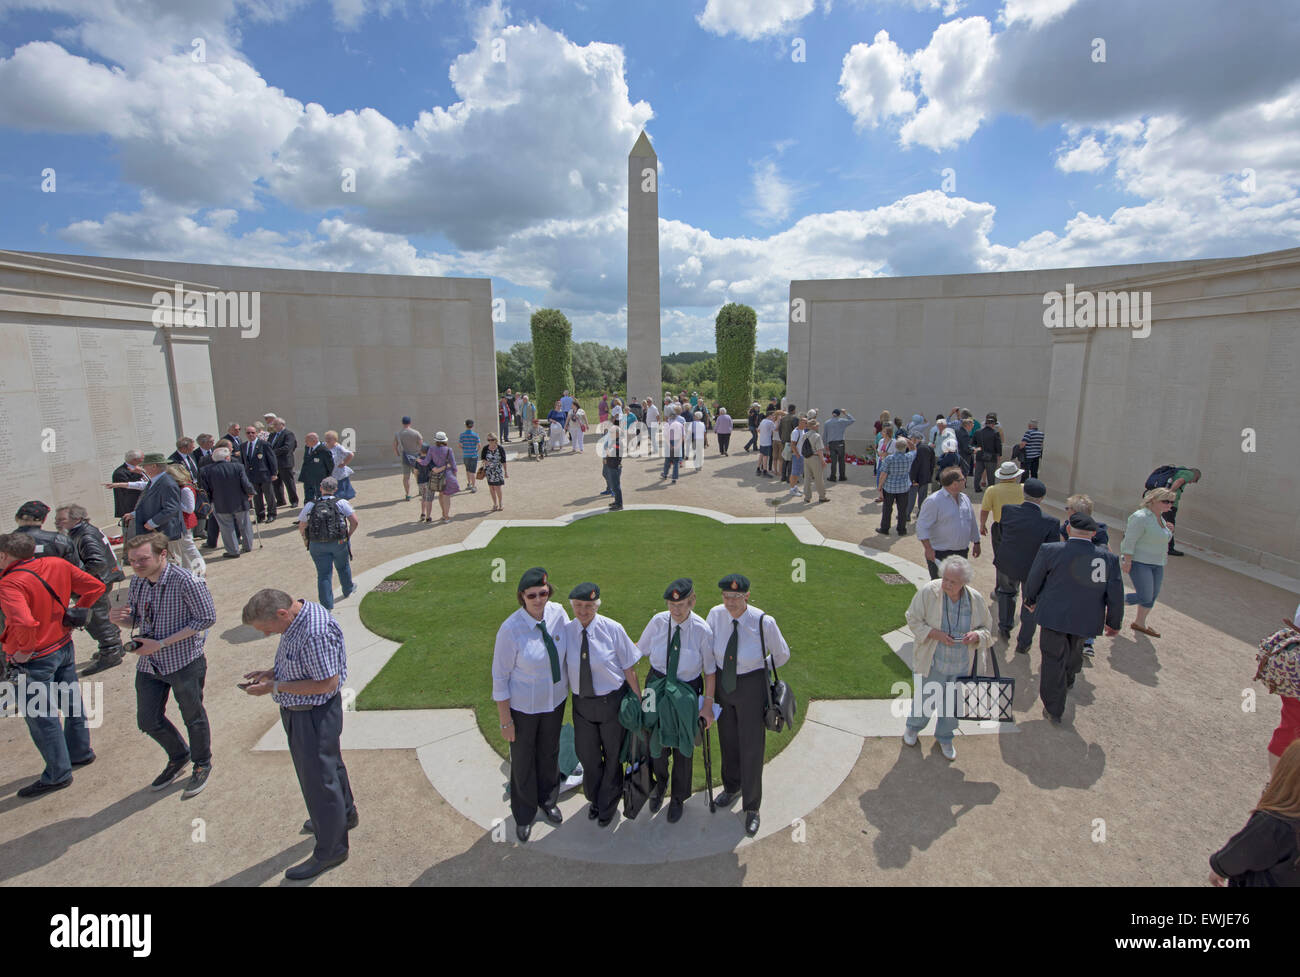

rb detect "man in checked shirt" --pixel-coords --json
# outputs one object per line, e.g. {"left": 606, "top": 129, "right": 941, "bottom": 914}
{"left": 242, "top": 588, "right": 356, "bottom": 882}
{"left": 109, "top": 532, "right": 217, "bottom": 799}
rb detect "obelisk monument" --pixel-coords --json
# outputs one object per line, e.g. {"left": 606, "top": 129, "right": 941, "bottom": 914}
{"left": 627, "top": 130, "right": 661, "bottom": 406}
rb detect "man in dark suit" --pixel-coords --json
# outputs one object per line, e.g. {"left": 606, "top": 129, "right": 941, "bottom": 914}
{"left": 168, "top": 437, "right": 201, "bottom": 484}
{"left": 992, "top": 478, "right": 1060, "bottom": 650}
{"left": 111, "top": 450, "right": 146, "bottom": 537}
{"left": 127, "top": 454, "right": 184, "bottom": 542}
{"left": 1023, "top": 513, "right": 1123, "bottom": 724}
{"left": 239, "top": 425, "right": 279, "bottom": 523}
{"left": 298, "top": 432, "right": 335, "bottom": 504}
{"left": 200, "top": 445, "right": 256, "bottom": 558}
{"left": 269, "top": 418, "right": 299, "bottom": 509}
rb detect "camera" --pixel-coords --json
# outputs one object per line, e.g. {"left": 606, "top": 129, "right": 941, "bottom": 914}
{"left": 124, "top": 637, "right": 152, "bottom": 653}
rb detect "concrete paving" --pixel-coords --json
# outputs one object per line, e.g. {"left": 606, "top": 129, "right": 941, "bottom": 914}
{"left": 0, "top": 442, "right": 1289, "bottom": 885}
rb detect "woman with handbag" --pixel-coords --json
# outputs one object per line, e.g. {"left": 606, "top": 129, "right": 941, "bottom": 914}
{"left": 1120, "top": 487, "right": 1176, "bottom": 637}
{"left": 492, "top": 567, "right": 570, "bottom": 843}
{"left": 1209, "top": 740, "right": 1300, "bottom": 886}
{"left": 569, "top": 401, "right": 588, "bottom": 453}
{"left": 166, "top": 464, "right": 207, "bottom": 578}
{"left": 902, "top": 555, "right": 993, "bottom": 762}
{"left": 480, "top": 433, "right": 508, "bottom": 512}
{"left": 419, "top": 432, "right": 459, "bottom": 525}
{"left": 705, "top": 573, "right": 792, "bottom": 837}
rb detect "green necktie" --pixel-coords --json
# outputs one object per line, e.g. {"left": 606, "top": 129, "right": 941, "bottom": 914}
{"left": 667, "top": 623, "right": 681, "bottom": 680}
{"left": 721, "top": 619, "right": 738, "bottom": 694}
{"left": 538, "top": 622, "right": 561, "bottom": 683}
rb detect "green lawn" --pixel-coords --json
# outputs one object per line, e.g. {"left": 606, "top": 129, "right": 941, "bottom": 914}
{"left": 357, "top": 510, "right": 913, "bottom": 787}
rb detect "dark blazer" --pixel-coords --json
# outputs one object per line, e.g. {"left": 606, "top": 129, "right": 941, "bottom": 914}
{"left": 955, "top": 426, "right": 974, "bottom": 460}
{"left": 131, "top": 472, "right": 184, "bottom": 541}
{"left": 1023, "top": 538, "right": 1124, "bottom": 637}
{"left": 910, "top": 444, "right": 936, "bottom": 484}
{"left": 201, "top": 460, "right": 255, "bottom": 513}
{"left": 973, "top": 425, "right": 1002, "bottom": 459}
{"left": 298, "top": 444, "right": 335, "bottom": 487}
{"left": 239, "top": 438, "right": 278, "bottom": 483}
{"left": 994, "top": 501, "right": 1060, "bottom": 582}
{"left": 270, "top": 429, "right": 298, "bottom": 471}
{"left": 168, "top": 449, "right": 201, "bottom": 484}
{"left": 111, "top": 463, "right": 144, "bottom": 517}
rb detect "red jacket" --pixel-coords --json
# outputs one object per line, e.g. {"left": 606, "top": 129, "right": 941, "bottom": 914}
{"left": 0, "top": 556, "right": 106, "bottom": 660}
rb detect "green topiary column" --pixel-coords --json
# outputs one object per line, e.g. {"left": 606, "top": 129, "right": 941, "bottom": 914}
{"left": 530, "top": 308, "right": 575, "bottom": 413}
{"left": 715, "top": 302, "right": 757, "bottom": 421}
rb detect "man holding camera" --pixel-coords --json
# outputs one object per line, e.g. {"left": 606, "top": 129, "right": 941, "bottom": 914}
{"left": 109, "top": 532, "right": 218, "bottom": 798}
{"left": 0, "top": 532, "right": 105, "bottom": 798}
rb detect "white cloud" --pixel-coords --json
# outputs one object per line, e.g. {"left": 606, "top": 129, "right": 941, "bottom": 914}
{"left": 748, "top": 159, "right": 796, "bottom": 224}
{"left": 1055, "top": 133, "right": 1109, "bottom": 173}
{"left": 837, "top": 31, "right": 916, "bottom": 129}
{"left": 998, "top": 0, "right": 1078, "bottom": 27}
{"left": 696, "top": 0, "right": 818, "bottom": 40}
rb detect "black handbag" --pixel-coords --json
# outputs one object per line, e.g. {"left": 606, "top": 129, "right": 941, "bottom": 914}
{"left": 621, "top": 730, "right": 655, "bottom": 819}
{"left": 10, "top": 568, "right": 91, "bottom": 629}
{"left": 955, "top": 641, "right": 1015, "bottom": 722}
{"left": 759, "top": 613, "right": 797, "bottom": 732}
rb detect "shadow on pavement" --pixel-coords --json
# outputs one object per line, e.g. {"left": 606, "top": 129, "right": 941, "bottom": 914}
{"left": 859, "top": 743, "right": 1000, "bottom": 869}
{"left": 997, "top": 713, "right": 1106, "bottom": 790}
{"left": 1105, "top": 633, "right": 1161, "bottom": 687}
{"left": 213, "top": 839, "right": 315, "bottom": 886}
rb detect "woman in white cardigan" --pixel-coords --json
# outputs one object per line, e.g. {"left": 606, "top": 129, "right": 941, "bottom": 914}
{"left": 903, "top": 555, "right": 994, "bottom": 761}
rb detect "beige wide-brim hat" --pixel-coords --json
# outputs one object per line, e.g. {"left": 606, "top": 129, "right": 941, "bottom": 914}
{"left": 996, "top": 461, "right": 1024, "bottom": 480}
{"left": 434, "top": 432, "right": 449, "bottom": 443}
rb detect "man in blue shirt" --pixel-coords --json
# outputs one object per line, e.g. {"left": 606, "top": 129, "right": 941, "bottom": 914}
{"left": 915, "top": 468, "right": 981, "bottom": 578}
{"left": 876, "top": 437, "right": 916, "bottom": 535}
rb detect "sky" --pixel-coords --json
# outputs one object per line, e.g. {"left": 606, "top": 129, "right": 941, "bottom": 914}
{"left": 1, "top": 0, "right": 1297, "bottom": 353}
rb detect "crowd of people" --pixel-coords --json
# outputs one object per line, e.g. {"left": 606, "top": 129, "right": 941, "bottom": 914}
{"left": 3, "top": 387, "right": 1296, "bottom": 886}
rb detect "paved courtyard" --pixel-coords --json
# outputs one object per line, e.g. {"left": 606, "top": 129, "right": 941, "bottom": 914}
{"left": 1, "top": 445, "right": 1289, "bottom": 886}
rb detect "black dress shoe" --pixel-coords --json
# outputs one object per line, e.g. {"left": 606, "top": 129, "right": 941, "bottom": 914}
{"left": 71, "top": 754, "right": 96, "bottom": 768}
{"left": 587, "top": 803, "right": 599, "bottom": 820}
{"left": 667, "top": 799, "right": 683, "bottom": 823}
{"left": 17, "top": 777, "right": 72, "bottom": 798}
{"left": 284, "top": 853, "right": 348, "bottom": 880}
{"left": 1168, "top": 547, "right": 1184, "bottom": 557}
{"left": 713, "top": 790, "right": 736, "bottom": 808}
{"left": 998, "top": 629, "right": 1011, "bottom": 642}
{"left": 597, "top": 813, "right": 614, "bottom": 827}
{"left": 540, "top": 803, "right": 563, "bottom": 825}
{"left": 648, "top": 791, "right": 665, "bottom": 815}
{"left": 222, "top": 552, "right": 240, "bottom": 559}
{"left": 1015, "top": 644, "right": 1030, "bottom": 654}
{"left": 744, "top": 812, "right": 760, "bottom": 836}
{"left": 608, "top": 504, "right": 623, "bottom": 510}
{"left": 303, "top": 810, "right": 359, "bottom": 833}
{"left": 516, "top": 822, "right": 532, "bottom": 843}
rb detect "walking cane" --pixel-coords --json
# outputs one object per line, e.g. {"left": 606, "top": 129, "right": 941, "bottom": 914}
{"left": 252, "top": 515, "right": 264, "bottom": 549}
{"left": 699, "top": 716, "right": 715, "bottom": 813}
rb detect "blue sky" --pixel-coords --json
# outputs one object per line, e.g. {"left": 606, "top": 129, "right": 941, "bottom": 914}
{"left": 1, "top": 0, "right": 1297, "bottom": 352}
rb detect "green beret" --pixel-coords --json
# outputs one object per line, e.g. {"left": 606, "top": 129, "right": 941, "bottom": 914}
{"left": 718, "top": 573, "right": 750, "bottom": 593}
{"left": 518, "top": 567, "right": 548, "bottom": 592}
{"left": 568, "top": 582, "right": 600, "bottom": 601}
{"left": 663, "top": 578, "right": 694, "bottom": 601}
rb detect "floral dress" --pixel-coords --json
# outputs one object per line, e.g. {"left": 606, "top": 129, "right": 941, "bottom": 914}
{"left": 480, "top": 444, "right": 507, "bottom": 486}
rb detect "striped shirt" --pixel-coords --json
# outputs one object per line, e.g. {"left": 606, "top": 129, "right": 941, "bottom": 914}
{"left": 125, "top": 562, "right": 216, "bottom": 675}
{"left": 879, "top": 450, "right": 916, "bottom": 494}
{"left": 459, "top": 429, "right": 481, "bottom": 460}
{"left": 1021, "top": 428, "right": 1044, "bottom": 459}
{"left": 273, "top": 600, "right": 348, "bottom": 707}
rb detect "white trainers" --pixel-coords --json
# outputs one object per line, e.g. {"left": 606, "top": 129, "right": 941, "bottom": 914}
{"left": 902, "top": 728, "right": 919, "bottom": 747}
{"left": 940, "top": 741, "right": 956, "bottom": 761}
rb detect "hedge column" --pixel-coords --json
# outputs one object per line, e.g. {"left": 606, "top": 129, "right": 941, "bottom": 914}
{"left": 531, "top": 308, "right": 574, "bottom": 413}
{"left": 715, "top": 302, "right": 757, "bottom": 421}
{"left": 627, "top": 130, "right": 661, "bottom": 406}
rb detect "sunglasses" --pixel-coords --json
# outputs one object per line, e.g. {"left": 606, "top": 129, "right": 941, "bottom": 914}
{"left": 523, "top": 590, "right": 548, "bottom": 600}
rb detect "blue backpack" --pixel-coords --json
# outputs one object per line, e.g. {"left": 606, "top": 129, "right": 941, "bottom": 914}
{"left": 1144, "top": 465, "right": 1180, "bottom": 491}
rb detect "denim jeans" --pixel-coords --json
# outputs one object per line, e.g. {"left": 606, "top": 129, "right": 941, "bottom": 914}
{"left": 136, "top": 654, "right": 210, "bottom": 766}
{"left": 661, "top": 454, "right": 680, "bottom": 481}
{"left": 309, "top": 540, "right": 354, "bottom": 609}
{"left": 605, "top": 464, "right": 623, "bottom": 506}
{"left": 1125, "top": 560, "right": 1164, "bottom": 608}
{"left": 905, "top": 660, "right": 964, "bottom": 744}
{"left": 15, "top": 639, "right": 92, "bottom": 784}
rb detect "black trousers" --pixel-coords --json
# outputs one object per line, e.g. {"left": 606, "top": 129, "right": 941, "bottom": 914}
{"left": 828, "top": 441, "right": 847, "bottom": 480}
{"left": 974, "top": 454, "right": 999, "bottom": 490}
{"left": 1022, "top": 456, "right": 1040, "bottom": 481}
{"left": 648, "top": 670, "right": 703, "bottom": 802}
{"left": 573, "top": 687, "right": 627, "bottom": 819}
{"left": 716, "top": 669, "right": 767, "bottom": 813}
{"left": 282, "top": 694, "right": 355, "bottom": 862}
{"left": 995, "top": 576, "right": 1038, "bottom": 647}
{"left": 1039, "top": 627, "right": 1085, "bottom": 720}
{"left": 509, "top": 700, "right": 565, "bottom": 827}
{"left": 718, "top": 433, "right": 731, "bottom": 455}
{"left": 273, "top": 466, "right": 299, "bottom": 506}
{"left": 136, "top": 655, "right": 210, "bottom": 766}
{"left": 252, "top": 480, "right": 278, "bottom": 521}
{"left": 926, "top": 547, "right": 969, "bottom": 580}
{"left": 881, "top": 490, "right": 909, "bottom": 531}
{"left": 85, "top": 588, "right": 123, "bottom": 656}
{"left": 781, "top": 457, "right": 791, "bottom": 481}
